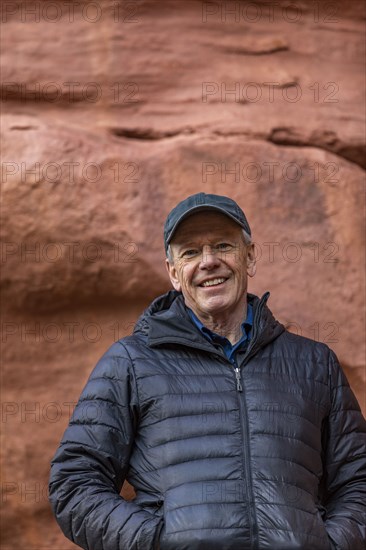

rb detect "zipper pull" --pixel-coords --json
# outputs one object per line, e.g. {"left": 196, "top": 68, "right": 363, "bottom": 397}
{"left": 234, "top": 367, "right": 243, "bottom": 392}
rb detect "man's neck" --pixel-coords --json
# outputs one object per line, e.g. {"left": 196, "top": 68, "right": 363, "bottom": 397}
{"left": 192, "top": 300, "right": 248, "bottom": 345}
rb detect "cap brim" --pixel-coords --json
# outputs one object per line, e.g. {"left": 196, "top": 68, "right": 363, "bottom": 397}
{"left": 166, "top": 205, "right": 245, "bottom": 245}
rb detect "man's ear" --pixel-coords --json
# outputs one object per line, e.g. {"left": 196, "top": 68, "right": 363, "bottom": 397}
{"left": 165, "top": 258, "right": 182, "bottom": 291}
{"left": 246, "top": 243, "right": 257, "bottom": 277}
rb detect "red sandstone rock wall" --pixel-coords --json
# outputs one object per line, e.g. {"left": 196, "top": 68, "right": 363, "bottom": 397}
{"left": 1, "top": 1, "right": 365, "bottom": 547}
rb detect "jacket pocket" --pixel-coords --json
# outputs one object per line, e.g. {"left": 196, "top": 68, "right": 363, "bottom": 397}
{"left": 315, "top": 505, "right": 332, "bottom": 550}
{"left": 316, "top": 503, "right": 327, "bottom": 522}
{"left": 159, "top": 482, "right": 250, "bottom": 550}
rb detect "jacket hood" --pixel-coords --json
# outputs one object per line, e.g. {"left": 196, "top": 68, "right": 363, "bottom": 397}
{"left": 134, "top": 290, "right": 284, "bottom": 355}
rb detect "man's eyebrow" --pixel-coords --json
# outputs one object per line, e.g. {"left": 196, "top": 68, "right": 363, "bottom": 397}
{"left": 174, "top": 236, "right": 239, "bottom": 249}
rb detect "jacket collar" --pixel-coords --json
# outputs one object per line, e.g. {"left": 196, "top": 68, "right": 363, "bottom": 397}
{"left": 134, "top": 290, "right": 284, "bottom": 357}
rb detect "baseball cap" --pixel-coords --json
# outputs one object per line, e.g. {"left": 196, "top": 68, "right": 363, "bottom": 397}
{"left": 164, "top": 192, "right": 251, "bottom": 252}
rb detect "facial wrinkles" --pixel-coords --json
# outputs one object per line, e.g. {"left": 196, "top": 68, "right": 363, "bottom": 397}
{"left": 177, "top": 244, "right": 244, "bottom": 290}
{"left": 173, "top": 226, "right": 242, "bottom": 261}
{"left": 174, "top": 243, "right": 237, "bottom": 284}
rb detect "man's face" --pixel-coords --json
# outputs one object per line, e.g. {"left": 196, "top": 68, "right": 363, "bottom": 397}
{"left": 165, "top": 211, "right": 256, "bottom": 320}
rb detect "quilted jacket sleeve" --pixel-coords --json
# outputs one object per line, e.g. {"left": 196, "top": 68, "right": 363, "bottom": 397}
{"left": 49, "top": 342, "right": 162, "bottom": 550}
{"left": 323, "top": 350, "right": 366, "bottom": 550}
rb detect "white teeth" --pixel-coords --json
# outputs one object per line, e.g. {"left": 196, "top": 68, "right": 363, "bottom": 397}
{"left": 201, "top": 278, "right": 226, "bottom": 287}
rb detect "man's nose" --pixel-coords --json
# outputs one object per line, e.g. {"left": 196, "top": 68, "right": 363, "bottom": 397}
{"left": 199, "top": 245, "right": 221, "bottom": 268}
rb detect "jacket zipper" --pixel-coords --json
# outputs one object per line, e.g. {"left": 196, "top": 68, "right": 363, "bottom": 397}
{"left": 234, "top": 366, "right": 243, "bottom": 392}
{"left": 230, "top": 299, "right": 266, "bottom": 550}
{"left": 232, "top": 357, "right": 258, "bottom": 550}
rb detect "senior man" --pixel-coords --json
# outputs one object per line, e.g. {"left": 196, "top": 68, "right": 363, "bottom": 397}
{"left": 49, "top": 193, "right": 366, "bottom": 550}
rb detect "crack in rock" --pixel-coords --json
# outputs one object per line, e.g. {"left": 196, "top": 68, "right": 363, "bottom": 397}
{"left": 108, "top": 127, "right": 195, "bottom": 140}
{"left": 222, "top": 44, "right": 289, "bottom": 55}
{"left": 10, "top": 125, "right": 38, "bottom": 131}
{"left": 268, "top": 127, "right": 366, "bottom": 169}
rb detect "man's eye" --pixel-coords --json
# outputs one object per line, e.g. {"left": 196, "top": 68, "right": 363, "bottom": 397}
{"left": 216, "top": 243, "right": 233, "bottom": 251}
{"left": 182, "top": 249, "right": 199, "bottom": 258}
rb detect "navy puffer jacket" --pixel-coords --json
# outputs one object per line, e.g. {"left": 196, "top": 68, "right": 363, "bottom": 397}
{"left": 49, "top": 291, "right": 366, "bottom": 550}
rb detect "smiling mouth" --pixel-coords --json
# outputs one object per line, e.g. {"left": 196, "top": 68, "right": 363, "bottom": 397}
{"left": 200, "top": 277, "right": 227, "bottom": 288}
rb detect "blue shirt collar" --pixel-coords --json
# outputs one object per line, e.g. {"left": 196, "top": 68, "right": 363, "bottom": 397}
{"left": 187, "top": 302, "right": 253, "bottom": 363}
